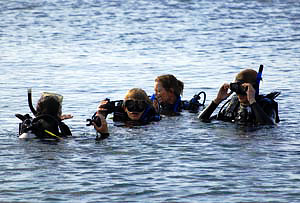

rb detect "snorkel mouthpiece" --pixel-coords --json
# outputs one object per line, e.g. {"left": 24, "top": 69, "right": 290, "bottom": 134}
{"left": 256, "top": 65, "right": 263, "bottom": 95}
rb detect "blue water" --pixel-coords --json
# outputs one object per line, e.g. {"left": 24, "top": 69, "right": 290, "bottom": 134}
{"left": 1, "top": 0, "right": 300, "bottom": 202}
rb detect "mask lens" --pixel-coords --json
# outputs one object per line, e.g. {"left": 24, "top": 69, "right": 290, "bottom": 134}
{"left": 125, "top": 100, "right": 147, "bottom": 112}
{"left": 137, "top": 101, "right": 147, "bottom": 112}
{"left": 125, "top": 100, "right": 135, "bottom": 111}
{"left": 230, "top": 82, "right": 247, "bottom": 95}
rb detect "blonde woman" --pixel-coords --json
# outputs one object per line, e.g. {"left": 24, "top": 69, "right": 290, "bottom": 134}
{"left": 92, "top": 88, "right": 160, "bottom": 139}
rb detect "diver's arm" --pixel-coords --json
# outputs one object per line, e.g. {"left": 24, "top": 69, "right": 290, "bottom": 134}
{"left": 250, "top": 102, "right": 275, "bottom": 125}
{"left": 198, "top": 101, "right": 219, "bottom": 120}
{"left": 199, "top": 83, "right": 232, "bottom": 121}
{"left": 246, "top": 84, "right": 275, "bottom": 125}
{"left": 59, "top": 122, "right": 72, "bottom": 136}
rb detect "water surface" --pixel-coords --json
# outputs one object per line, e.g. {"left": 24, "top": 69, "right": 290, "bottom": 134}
{"left": 1, "top": 0, "right": 300, "bottom": 202}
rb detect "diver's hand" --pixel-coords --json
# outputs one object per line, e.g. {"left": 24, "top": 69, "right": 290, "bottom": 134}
{"left": 93, "top": 113, "right": 108, "bottom": 134}
{"left": 97, "top": 100, "right": 109, "bottom": 115}
{"left": 153, "top": 99, "right": 159, "bottom": 113}
{"left": 243, "top": 83, "right": 256, "bottom": 104}
{"left": 61, "top": 114, "right": 73, "bottom": 120}
{"left": 214, "top": 83, "right": 232, "bottom": 104}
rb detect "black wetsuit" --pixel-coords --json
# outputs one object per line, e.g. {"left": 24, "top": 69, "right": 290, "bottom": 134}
{"left": 17, "top": 114, "right": 72, "bottom": 139}
{"left": 199, "top": 92, "right": 279, "bottom": 125}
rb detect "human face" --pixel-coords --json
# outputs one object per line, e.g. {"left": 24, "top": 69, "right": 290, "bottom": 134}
{"left": 154, "top": 81, "right": 172, "bottom": 104}
{"left": 124, "top": 100, "right": 147, "bottom": 121}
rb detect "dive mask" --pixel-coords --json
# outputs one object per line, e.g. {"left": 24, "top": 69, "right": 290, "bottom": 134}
{"left": 124, "top": 100, "right": 147, "bottom": 112}
{"left": 229, "top": 81, "right": 247, "bottom": 96}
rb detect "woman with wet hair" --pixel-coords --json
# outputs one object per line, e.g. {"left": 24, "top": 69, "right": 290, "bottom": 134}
{"left": 152, "top": 74, "right": 184, "bottom": 116}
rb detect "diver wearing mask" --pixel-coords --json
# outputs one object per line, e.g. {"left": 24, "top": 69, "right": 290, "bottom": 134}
{"left": 89, "top": 88, "right": 160, "bottom": 140}
{"left": 16, "top": 89, "right": 72, "bottom": 140}
{"left": 198, "top": 65, "right": 280, "bottom": 125}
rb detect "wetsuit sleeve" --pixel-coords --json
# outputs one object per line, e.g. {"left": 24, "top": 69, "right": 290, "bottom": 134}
{"left": 250, "top": 102, "right": 276, "bottom": 125}
{"left": 59, "top": 122, "right": 72, "bottom": 136}
{"left": 198, "top": 101, "right": 219, "bottom": 121}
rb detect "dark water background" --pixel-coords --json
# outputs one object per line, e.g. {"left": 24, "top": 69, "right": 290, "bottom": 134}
{"left": 1, "top": 0, "right": 300, "bottom": 202}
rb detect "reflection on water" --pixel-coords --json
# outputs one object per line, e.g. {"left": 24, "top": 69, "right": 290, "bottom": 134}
{"left": 1, "top": 0, "right": 300, "bottom": 202}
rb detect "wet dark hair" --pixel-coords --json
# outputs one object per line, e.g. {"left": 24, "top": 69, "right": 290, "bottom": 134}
{"left": 235, "top": 69, "right": 257, "bottom": 85}
{"left": 155, "top": 74, "right": 184, "bottom": 97}
{"left": 36, "top": 96, "right": 62, "bottom": 118}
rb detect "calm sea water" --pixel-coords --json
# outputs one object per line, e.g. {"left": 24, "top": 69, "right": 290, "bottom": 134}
{"left": 1, "top": 0, "right": 300, "bottom": 202}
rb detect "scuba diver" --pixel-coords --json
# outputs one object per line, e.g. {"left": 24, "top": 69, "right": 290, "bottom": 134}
{"left": 198, "top": 65, "right": 280, "bottom": 125}
{"left": 87, "top": 88, "right": 161, "bottom": 140}
{"left": 151, "top": 74, "right": 206, "bottom": 116}
{"left": 15, "top": 89, "right": 72, "bottom": 140}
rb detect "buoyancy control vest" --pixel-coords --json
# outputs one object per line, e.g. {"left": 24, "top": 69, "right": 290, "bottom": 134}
{"left": 150, "top": 91, "right": 206, "bottom": 115}
{"left": 16, "top": 89, "right": 71, "bottom": 140}
{"left": 217, "top": 91, "right": 280, "bottom": 124}
{"left": 16, "top": 113, "right": 71, "bottom": 140}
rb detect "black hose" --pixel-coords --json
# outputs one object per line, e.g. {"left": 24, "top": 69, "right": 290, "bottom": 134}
{"left": 28, "top": 88, "right": 37, "bottom": 116}
{"left": 198, "top": 91, "right": 206, "bottom": 106}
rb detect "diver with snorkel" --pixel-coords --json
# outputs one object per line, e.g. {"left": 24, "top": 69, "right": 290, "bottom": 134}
{"left": 15, "top": 89, "right": 72, "bottom": 140}
{"left": 198, "top": 65, "right": 280, "bottom": 125}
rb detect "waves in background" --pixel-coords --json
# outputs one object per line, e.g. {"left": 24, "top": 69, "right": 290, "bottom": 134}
{"left": 1, "top": 0, "right": 300, "bottom": 202}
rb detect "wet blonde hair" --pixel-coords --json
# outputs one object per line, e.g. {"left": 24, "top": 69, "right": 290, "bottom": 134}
{"left": 124, "top": 88, "right": 152, "bottom": 105}
{"left": 155, "top": 74, "right": 184, "bottom": 97}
